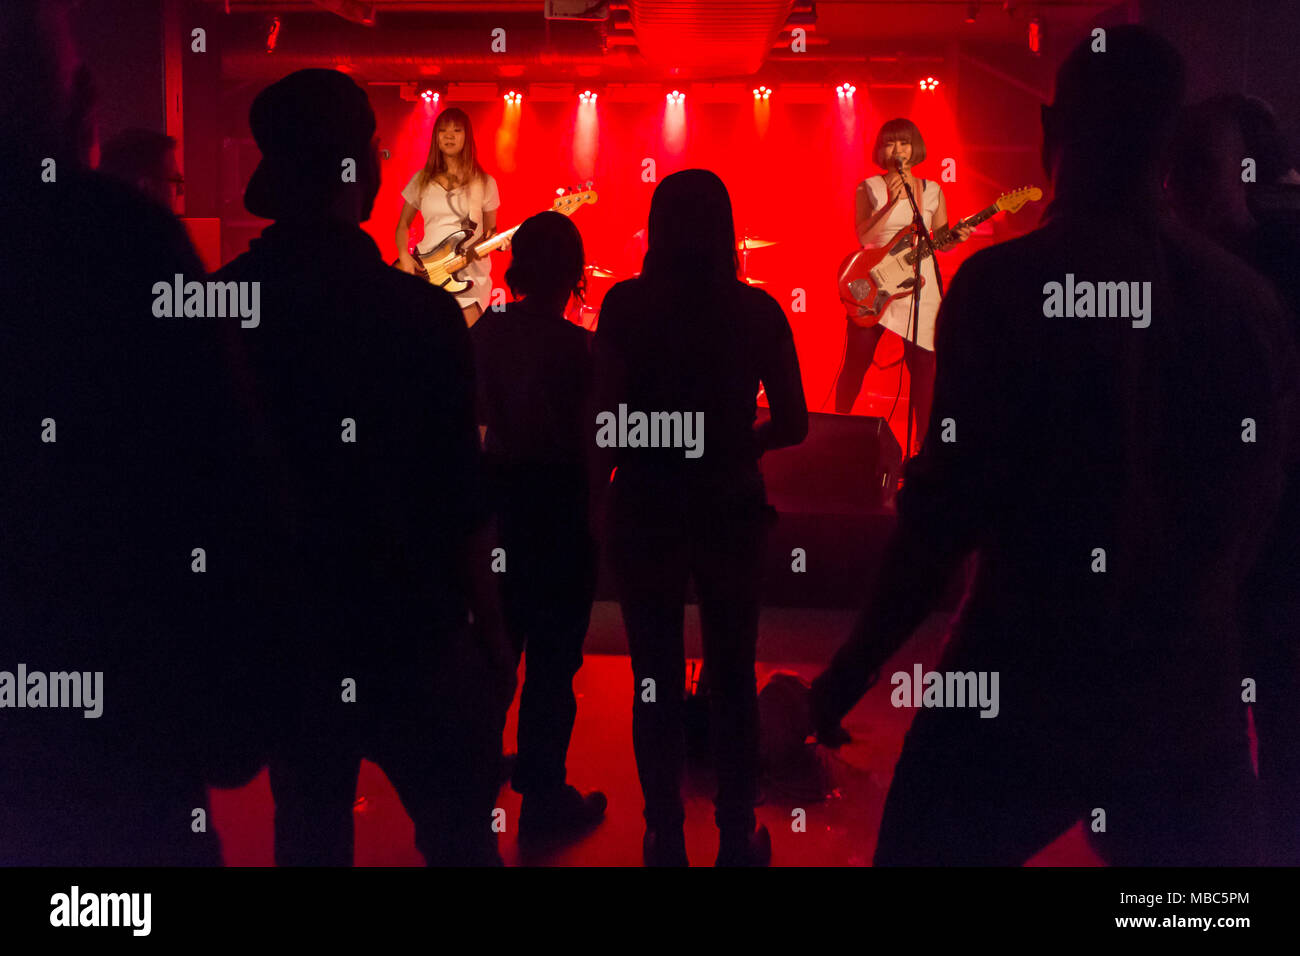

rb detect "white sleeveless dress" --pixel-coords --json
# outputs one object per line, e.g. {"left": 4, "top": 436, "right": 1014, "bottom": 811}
{"left": 401, "top": 172, "right": 501, "bottom": 313}
{"left": 856, "top": 175, "right": 943, "bottom": 351}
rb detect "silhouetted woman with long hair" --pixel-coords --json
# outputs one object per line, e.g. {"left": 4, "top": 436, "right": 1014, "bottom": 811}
{"left": 593, "top": 169, "right": 808, "bottom": 866}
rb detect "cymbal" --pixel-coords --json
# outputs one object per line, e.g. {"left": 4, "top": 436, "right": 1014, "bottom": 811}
{"left": 584, "top": 264, "right": 621, "bottom": 278}
{"left": 743, "top": 276, "right": 768, "bottom": 285}
{"left": 738, "top": 236, "right": 778, "bottom": 249}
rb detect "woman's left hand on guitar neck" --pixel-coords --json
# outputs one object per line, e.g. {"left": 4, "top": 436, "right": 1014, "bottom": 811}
{"left": 933, "top": 188, "right": 974, "bottom": 245}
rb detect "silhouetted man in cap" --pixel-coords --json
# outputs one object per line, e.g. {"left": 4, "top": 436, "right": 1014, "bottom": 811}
{"left": 214, "top": 69, "right": 514, "bottom": 866}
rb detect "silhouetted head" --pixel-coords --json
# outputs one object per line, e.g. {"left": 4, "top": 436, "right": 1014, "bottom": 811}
{"left": 243, "top": 69, "right": 379, "bottom": 223}
{"left": 1041, "top": 26, "right": 1184, "bottom": 204}
{"left": 0, "top": 0, "right": 97, "bottom": 173}
{"left": 1206, "top": 93, "right": 1297, "bottom": 185}
{"left": 100, "top": 129, "right": 182, "bottom": 213}
{"left": 504, "top": 211, "right": 586, "bottom": 306}
{"left": 642, "top": 169, "right": 739, "bottom": 288}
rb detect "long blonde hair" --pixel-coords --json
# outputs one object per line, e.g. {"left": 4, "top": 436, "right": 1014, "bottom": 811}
{"left": 414, "top": 107, "right": 487, "bottom": 192}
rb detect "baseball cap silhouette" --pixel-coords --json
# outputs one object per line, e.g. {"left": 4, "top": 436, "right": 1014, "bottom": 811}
{"left": 244, "top": 69, "right": 376, "bottom": 220}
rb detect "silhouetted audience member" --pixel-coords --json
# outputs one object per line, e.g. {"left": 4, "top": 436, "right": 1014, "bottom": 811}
{"left": 213, "top": 69, "right": 514, "bottom": 866}
{"left": 594, "top": 169, "right": 808, "bottom": 866}
{"left": 1227, "top": 94, "right": 1300, "bottom": 231}
{"left": 470, "top": 211, "right": 607, "bottom": 840}
{"left": 1169, "top": 95, "right": 1300, "bottom": 865}
{"left": 99, "top": 127, "right": 184, "bottom": 214}
{"left": 0, "top": 0, "right": 263, "bottom": 864}
{"left": 809, "top": 26, "right": 1297, "bottom": 865}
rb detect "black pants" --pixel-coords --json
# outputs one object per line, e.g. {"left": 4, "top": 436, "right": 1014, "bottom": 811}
{"left": 269, "top": 630, "right": 507, "bottom": 867}
{"left": 490, "top": 462, "right": 597, "bottom": 797}
{"left": 835, "top": 320, "right": 936, "bottom": 449}
{"left": 609, "top": 475, "right": 766, "bottom": 836}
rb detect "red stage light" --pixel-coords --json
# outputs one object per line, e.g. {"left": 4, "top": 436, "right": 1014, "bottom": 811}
{"left": 666, "top": 90, "right": 685, "bottom": 105}
{"left": 752, "top": 85, "right": 771, "bottom": 100}
{"left": 1028, "top": 18, "right": 1041, "bottom": 55}
{"left": 504, "top": 90, "right": 522, "bottom": 105}
{"left": 580, "top": 89, "right": 598, "bottom": 103}
{"left": 919, "top": 76, "right": 940, "bottom": 92}
{"left": 836, "top": 82, "right": 856, "bottom": 98}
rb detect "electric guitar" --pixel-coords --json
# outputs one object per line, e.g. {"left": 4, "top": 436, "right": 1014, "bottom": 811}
{"left": 401, "top": 187, "right": 598, "bottom": 294}
{"left": 836, "top": 185, "right": 1042, "bottom": 326}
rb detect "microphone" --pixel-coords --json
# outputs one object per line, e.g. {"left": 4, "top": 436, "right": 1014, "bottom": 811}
{"left": 894, "top": 157, "right": 906, "bottom": 174}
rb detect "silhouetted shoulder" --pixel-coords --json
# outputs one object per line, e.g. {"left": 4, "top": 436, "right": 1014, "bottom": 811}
{"left": 735, "top": 280, "right": 789, "bottom": 323}
{"left": 384, "top": 268, "right": 469, "bottom": 344}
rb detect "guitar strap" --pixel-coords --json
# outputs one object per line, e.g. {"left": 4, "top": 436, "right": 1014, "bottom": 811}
{"left": 440, "top": 177, "right": 484, "bottom": 241}
{"left": 923, "top": 179, "right": 947, "bottom": 300}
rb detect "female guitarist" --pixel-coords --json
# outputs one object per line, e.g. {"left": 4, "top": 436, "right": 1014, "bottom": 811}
{"left": 834, "top": 118, "right": 971, "bottom": 446}
{"left": 396, "top": 107, "right": 504, "bottom": 326}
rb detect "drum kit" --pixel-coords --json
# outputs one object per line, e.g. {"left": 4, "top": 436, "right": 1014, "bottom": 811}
{"left": 565, "top": 230, "right": 779, "bottom": 331}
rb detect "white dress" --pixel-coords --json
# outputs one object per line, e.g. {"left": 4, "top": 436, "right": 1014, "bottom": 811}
{"left": 856, "top": 175, "right": 943, "bottom": 351}
{"left": 401, "top": 172, "right": 501, "bottom": 313}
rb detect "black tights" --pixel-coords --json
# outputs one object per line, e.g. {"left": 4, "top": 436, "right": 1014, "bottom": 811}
{"left": 834, "top": 321, "right": 935, "bottom": 451}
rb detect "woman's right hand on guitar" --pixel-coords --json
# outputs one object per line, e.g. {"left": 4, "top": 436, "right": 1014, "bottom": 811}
{"left": 397, "top": 251, "right": 419, "bottom": 275}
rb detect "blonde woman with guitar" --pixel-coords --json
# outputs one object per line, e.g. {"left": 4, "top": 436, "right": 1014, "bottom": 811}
{"left": 835, "top": 118, "right": 971, "bottom": 445}
{"left": 396, "top": 107, "right": 506, "bottom": 326}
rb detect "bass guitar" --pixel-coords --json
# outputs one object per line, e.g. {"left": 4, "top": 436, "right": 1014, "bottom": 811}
{"left": 837, "top": 185, "right": 1042, "bottom": 326}
{"left": 401, "top": 186, "right": 597, "bottom": 294}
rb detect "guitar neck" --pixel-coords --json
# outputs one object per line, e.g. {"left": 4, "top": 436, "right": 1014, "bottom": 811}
{"left": 905, "top": 201, "right": 1001, "bottom": 264}
{"left": 469, "top": 224, "right": 520, "bottom": 258}
{"left": 938, "top": 202, "right": 1002, "bottom": 248}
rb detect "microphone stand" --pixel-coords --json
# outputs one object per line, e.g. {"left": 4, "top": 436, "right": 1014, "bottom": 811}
{"left": 897, "top": 162, "right": 939, "bottom": 464}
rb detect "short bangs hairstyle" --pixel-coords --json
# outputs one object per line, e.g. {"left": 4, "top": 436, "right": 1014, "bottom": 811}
{"left": 873, "top": 118, "right": 926, "bottom": 169}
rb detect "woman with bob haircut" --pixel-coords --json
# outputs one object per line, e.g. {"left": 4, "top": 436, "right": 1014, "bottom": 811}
{"left": 835, "top": 118, "right": 971, "bottom": 447}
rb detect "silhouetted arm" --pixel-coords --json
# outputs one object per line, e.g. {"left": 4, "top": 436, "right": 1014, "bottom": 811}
{"left": 755, "top": 299, "right": 808, "bottom": 456}
{"left": 812, "top": 264, "right": 997, "bottom": 723}
{"left": 589, "top": 286, "right": 627, "bottom": 488}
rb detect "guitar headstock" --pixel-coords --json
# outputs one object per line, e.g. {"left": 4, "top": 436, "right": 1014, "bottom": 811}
{"left": 996, "top": 186, "right": 1043, "bottom": 214}
{"left": 552, "top": 183, "right": 598, "bottom": 216}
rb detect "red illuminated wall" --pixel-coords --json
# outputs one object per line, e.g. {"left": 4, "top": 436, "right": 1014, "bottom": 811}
{"left": 362, "top": 85, "right": 1002, "bottom": 431}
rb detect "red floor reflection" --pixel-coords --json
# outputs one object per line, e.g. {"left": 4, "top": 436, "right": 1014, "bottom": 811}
{"left": 209, "top": 605, "right": 1102, "bottom": 866}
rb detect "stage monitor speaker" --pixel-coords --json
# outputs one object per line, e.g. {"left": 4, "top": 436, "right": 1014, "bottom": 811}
{"left": 760, "top": 412, "right": 901, "bottom": 514}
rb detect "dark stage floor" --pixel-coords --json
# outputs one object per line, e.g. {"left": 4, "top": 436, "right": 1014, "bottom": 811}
{"left": 208, "top": 603, "right": 1103, "bottom": 866}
